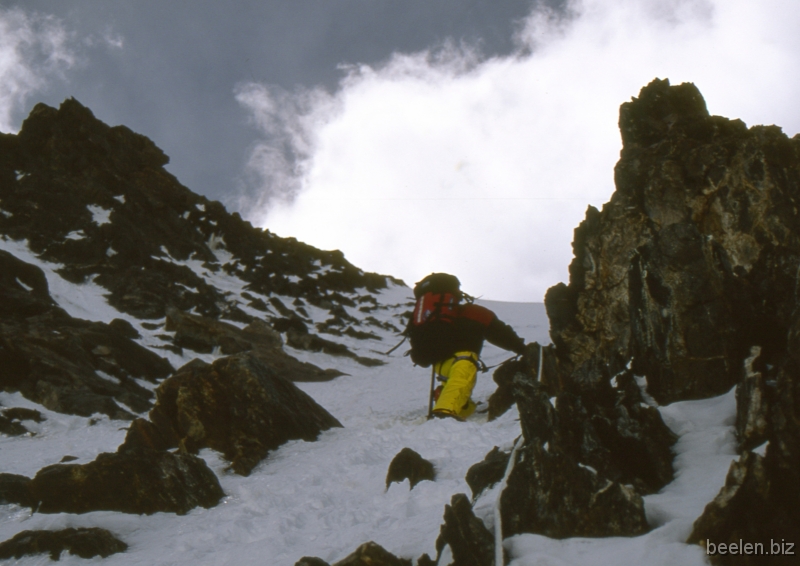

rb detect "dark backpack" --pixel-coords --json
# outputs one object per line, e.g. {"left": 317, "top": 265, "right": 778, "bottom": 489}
{"left": 406, "top": 273, "right": 462, "bottom": 367}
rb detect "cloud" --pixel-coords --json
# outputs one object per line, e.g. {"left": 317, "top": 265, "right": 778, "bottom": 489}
{"left": 237, "top": 0, "right": 799, "bottom": 301}
{"left": 0, "top": 7, "right": 77, "bottom": 133}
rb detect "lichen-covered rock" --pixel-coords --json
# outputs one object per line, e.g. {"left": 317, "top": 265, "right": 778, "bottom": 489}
{"left": 515, "top": 367, "right": 676, "bottom": 495}
{"left": 545, "top": 78, "right": 800, "bottom": 405}
{"left": 27, "top": 447, "right": 224, "bottom": 515}
{"left": 537, "top": 78, "right": 800, "bottom": 552}
{"left": 491, "top": 366, "right": 669, "bottom": 540}
{"left": 385, "top": 447, "right": 435, "bottom": 490}
{"left": 434, "top": 493, "right": 495, "bottom": 566}
{"left": 735, "top": 346, "right": 774, "bottom": 451}
{"left": 146, "top": 353, "right": 343, "bottom": 475}
{"left": 0, "top": 528, "right": 127, "bottom": 561}
{"left": 501, "top": 443, "right": 649, "bottom": 539}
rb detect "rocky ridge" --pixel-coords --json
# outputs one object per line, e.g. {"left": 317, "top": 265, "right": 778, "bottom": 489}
{"left": 0, "top": 99, "right": 409, "bottom": 559}
{"left": 2, "top": 81, "right": 799, "bottom": 564}
{"left": 444, "top": 79, "right": 800, "bottom": 564}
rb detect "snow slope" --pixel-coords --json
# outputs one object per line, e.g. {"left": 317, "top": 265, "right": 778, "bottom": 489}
{"left": 0, "top": 240, "right": 735, "bottom": 565}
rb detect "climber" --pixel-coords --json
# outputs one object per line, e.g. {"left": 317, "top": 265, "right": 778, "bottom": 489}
{"left": 406, "top": 273, "right": 527, "bottom": 420}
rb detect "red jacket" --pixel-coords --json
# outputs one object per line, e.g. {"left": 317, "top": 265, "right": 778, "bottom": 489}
{"left": 452, "top": 304, "right": 526, "bottom": 356}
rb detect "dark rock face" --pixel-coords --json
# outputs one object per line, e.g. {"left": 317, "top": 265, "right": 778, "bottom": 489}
{"left": 0, "top": 97, "right": 398, "bottom": 369}
{"left": 488, "top": 343, "right": 562, "bottom": 421}
{"left": 385, "top": 447, "right": 435, "bottom": 490}
{"left": 295, "top": 558, "right": 332, "bottom": 566}
{"left": 545, "top": 78, "right": 800, "bottom": 405}
{"left": 434, "top": 493, "right": 495, "bottom": 566}
{"left": 0, "top": 252, "right": 173, "bottom": 420}
{"left": 27, "top": 447, "right": 224, "bottom": 515}
{"left": 141, "top": 353, "right": 342, "bottom": 475}
{"left": 516, "top": 356, "right": 677, "bottom": 495}
{"left": 465, "top": 446, "right": 510, "bottom": 499}
{"left": 0, "top": 528, "right": 127, "bottom": 561}
{"left": 501, "top": 442, "right": 649, "bottom": 539}
{"left": 688, "top": 335, "right": 800, "bottom": 563}
{"left": 494, "top": 362, "right": 670, "bottom": 539}
{"left": 165, "top": 307, "right": 344, "bottom": 381}
{"left": 525, "top": 78, "right": 800, "bottom": 557}
{"left": 332, "top": 541, "right": 412, "bottom": 566}
{"left": 735, "top": 346, "right": 774, "bottom": 451}
{"left": 0, "top": 473, "right": 33, "bottom": 507}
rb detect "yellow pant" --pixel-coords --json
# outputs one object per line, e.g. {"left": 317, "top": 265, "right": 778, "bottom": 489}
{"left": 433, "top": 351, "right": 478, "bottom": 419}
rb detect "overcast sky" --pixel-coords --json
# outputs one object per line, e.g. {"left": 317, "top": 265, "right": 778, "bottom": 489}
{"left": 2, "top": 1, "right": 799, "bottom": 301}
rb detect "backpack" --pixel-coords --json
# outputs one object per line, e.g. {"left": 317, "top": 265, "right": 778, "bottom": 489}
{"left": 406, "top": 273, "right": 463, "bottom": 367}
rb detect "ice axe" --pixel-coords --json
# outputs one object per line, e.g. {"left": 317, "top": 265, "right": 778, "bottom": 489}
{"left": 427, "top": 366, "right": 435, "bottom": 419}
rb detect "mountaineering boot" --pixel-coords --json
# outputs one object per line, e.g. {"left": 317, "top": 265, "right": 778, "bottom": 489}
{"left": 432, "top": 351, "right": 479, "bottom": 420}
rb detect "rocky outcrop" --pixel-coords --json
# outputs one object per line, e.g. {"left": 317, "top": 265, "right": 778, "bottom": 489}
{"left": 545, "top": 78, "right": 800, "bottom": 405}
{"left": 130, "top": 353, "right": 342, "bottom": 476}
{"left": 295, "top": 558, "right": 332, "bottom": 566}
{"left": 687, "top": 336, "right": 800, "bottom": 563}
{"left": 297, "top": 542, "right": 412, "bottom": 566}
{"left": 0, "top": 97, "right": 399, "bottom": 356}
{"left": 333, "top": 542, "right": 412, "bottom": 566}
{"left": 0, "top": 251, "right": 173, "bottom": 420}
{"left": 165, "top": 307, "right": 345, "bottom": 381}
{"left": 0, "top": 473, "right": 34, "bottom": 507}
{"left": 531, "top": 78, "right": 800, "bottom": 555}
{"left": 434, "top": 494, "right": 495, "bottom": 566}
{"left": 496, "top": 372, "right": 653, "bottom": 539}
{"left": 20, "top": 447, "right": 224, "bottom": 515}
{"left": 501, "top": 442, "right": 649, "bottom": 539}
{"left": 0, "top": 528, "right": 127, "bottom": 561}
{"left": 477, "top": 338, "right": 674, "bottom": 540}
{"left": 465, "top": 446, "right": 510, "bottom": 499}
{"left": 0, "top": 407, "right": 43, "bottom": 436}
{"left": 385, "top": 448, "right": 436, "bottom": 490}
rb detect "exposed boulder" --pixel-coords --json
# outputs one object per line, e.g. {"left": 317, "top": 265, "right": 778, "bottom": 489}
{"left": 0, "top": 407, "right": 45, "bottom": 439}
{"left": 0, "top": 473, "right": 33, "bottom": 507}
{"left": 26, "top": 447, "right": 224, "bottom": 515}
{"left": 333, "top": 542, "right": 411, "bottom": 566}
{"left": 385, "top": 447, "right": 435, "bottom": 490}
{"left": 0, "top": 528, "right": 127, "bottom": 561}
{"left": 0, "top": 414, "right": 29, "bottom": 436}
{"left": 295, "top": 558, "right": 332, "bottom": 566}
{"left": 434, "top": 493, "right": 495, "bottom": 566}
{"left": 465, "top": 446, "right": 510, "bottom": 499}
{"left": 142, "top": 353, "right": 342, "bottom": 475}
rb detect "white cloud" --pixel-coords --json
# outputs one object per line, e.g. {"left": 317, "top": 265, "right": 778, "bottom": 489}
{"left": 243, "top": 0, "right": 799, "bottom": 301}
{"left": 0, "top": 8, "right": 76, "bottom": 133}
